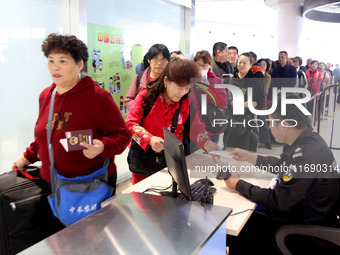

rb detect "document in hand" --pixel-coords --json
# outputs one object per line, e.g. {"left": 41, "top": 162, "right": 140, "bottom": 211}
{"left": 209, "top": 150, "right": 233, "bottom": 159}
{"left": 59, "top": 129, "right": 93, "bottom": 152}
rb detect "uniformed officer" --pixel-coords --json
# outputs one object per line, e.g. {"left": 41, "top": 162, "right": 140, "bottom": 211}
{"left": 223, "top": 95, "right": 340, "bottom": 254}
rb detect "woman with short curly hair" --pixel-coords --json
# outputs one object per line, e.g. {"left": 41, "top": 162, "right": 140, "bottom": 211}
{"left": 13, "top": 33, "right": 132, "bottom": 193}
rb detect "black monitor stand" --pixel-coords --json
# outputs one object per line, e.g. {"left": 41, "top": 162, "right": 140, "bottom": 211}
{"left": 160, "top": 178, "right": 181, "bottom": 199}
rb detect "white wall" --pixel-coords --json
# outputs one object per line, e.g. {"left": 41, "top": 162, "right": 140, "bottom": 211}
{"left": 193, "top": 0, "right": 278, "bottom": 59}
{"left": 0, "top": 0, "right": 69, "bottom": 173}
{"left": 193, "top": 0, "right": 340, "bottom": 65}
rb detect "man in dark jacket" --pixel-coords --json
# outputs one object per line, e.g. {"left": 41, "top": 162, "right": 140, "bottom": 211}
{"left": 211, "top": 42, "right": 233, "bottom": 79}
{"left": 268, "top": 51, "right": 297, "bottom": 100}
{"left": 223, "top": 96, "right": 339, "bottom": 254}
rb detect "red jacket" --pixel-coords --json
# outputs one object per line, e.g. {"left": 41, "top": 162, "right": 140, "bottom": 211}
{"left": 24, "top": 76, "right": 132, "bottom": 183}
{"left": 126, "top": 89, "right": 211, "bottom": 150}
{"left": 306, "top": 68, "right": 323, "bottom": 94}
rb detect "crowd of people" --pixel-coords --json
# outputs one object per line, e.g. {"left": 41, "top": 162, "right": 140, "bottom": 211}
{"left": 11, "top": 34, "right": 339, "bottom": 254}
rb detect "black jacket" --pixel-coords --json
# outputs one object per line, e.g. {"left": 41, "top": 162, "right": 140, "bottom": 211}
{"left": 230, "top": 69, "right": 265, "bottom": 110}
{"left": 236, "top": 127, "right": 339, "bottom": 226}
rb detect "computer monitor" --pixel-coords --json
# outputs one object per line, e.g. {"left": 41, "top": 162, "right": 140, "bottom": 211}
{"left": 163, "top": 127, "right": 192, "bottom": 201}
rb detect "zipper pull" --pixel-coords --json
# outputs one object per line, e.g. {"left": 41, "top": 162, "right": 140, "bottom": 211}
{"left": 10, "top": 202, "right": 16, "bottom": 211}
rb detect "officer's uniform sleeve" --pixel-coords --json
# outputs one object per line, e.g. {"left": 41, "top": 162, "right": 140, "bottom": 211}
{"left": 236, "top": 154, "right": 316, "bottom": 212}
{"left": 256, "top": 155, "right": 281, "bottom": 174}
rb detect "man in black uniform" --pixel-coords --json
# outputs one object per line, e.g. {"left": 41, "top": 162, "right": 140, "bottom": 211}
{"left": 223, "top": 96, "right": 340, "bottom": 254}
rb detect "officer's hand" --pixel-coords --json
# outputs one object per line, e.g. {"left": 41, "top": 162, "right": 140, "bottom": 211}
{"left": 228, "top": 148, "right": 258, "bottom": 165}
{"left": 81, "top": 139, "right": 104, "bottom": 159}
{"left": 224, "top": 176, "right": 240, "bottom": 190}
{"left": 149, "top": 136, "right": 164, "bottom": 153}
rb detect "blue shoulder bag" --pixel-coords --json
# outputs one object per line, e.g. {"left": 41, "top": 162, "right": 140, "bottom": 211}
{"left": 46, "top": 88, "right": 113, "bottom": 225}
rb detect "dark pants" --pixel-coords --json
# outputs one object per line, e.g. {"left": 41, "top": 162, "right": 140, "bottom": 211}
{"left": 224, "top": 127, "right": 259, "bottom": 152}
{"left": 258, "top": 115, "right": 271, "bottom": 144}
{"left": 108, "top": 170, "right": 117, "bottom": 196}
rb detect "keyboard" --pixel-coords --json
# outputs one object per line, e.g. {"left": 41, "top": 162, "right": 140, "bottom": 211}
{"left": 189, "top": 181, "right": 216, "bottom": 202}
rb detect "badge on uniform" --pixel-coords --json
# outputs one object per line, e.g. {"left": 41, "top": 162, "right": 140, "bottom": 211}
{"left": 283, "top": 165, "right": 297, "bottom": 182}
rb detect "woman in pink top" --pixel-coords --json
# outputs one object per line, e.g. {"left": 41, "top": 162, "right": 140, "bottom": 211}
{"left": 192, "top": 50, "right": 228, "bottom": 143}
{"left": 124, "top": 44, "right": 170, "bottom": 109}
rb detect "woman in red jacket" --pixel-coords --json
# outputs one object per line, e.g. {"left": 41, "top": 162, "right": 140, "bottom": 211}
{"left": 13, "top": 33, "right": 132, "bottom": 192}
{"left": 126, "top": 58, "right": 220, "bottom": 184}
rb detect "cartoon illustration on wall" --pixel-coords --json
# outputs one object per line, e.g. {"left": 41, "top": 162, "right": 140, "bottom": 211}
{"left": 109, "top": 73, "right": 121, "bottom": 95}
{"left": 92, "top": 49, "right": 101, "bottom": 73}
{"left": 109, "top": 77, "right": 114, "bottom": 94}
{"left": 120, "top": 96, "right": 124, "bottom": 111}
{"left": 120, "top": 51, "right": 132, "bottom": 70}
{"left": 87, "top": 23, "right": 145, "bottom": 119}
{"left": 115, "top": 73, "right": 120, "bottom": 92}
{"left": 99, "top": 59, "right": 103, "bottom": 71}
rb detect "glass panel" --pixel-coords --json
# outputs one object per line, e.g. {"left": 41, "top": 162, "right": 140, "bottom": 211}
{"left": 0, "top": 0, "right": 68, "bottom": 173}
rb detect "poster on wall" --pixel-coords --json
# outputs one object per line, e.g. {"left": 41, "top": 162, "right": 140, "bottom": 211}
{"left": 87, "top": 23, "right": 143, "bottom": 118}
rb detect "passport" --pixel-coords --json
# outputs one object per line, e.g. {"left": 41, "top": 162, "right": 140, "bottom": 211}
{"left": 59, "top": 129, "right": 93, "bottom": 152}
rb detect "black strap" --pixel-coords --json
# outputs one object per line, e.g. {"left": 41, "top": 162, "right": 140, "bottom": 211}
{"left": 141, "top": 97, "right": 182, "bottom": 134}
{"left": 136, "top": 71, "right": 143, "bottom": 90}
{"left": 170, "top": 100, "right": 182, "bottom": 133}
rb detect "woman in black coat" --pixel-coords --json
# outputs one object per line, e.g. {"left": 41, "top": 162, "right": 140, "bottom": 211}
{"left": 224, "top": 52, "right": 265, "bottom": 152}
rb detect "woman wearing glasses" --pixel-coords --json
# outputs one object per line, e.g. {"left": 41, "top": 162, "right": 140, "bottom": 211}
{"left": 124, "top": 44, "right": 170, "bottom": 109}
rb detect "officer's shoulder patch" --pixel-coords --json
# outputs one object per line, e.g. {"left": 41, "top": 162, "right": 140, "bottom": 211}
{"left": 294, "top": 147, "right": 302, "bottom": 153}
{"left": 292, "top": 152, "right": 303, "bottom": 159}
{"left": 282, "top": 165, "right": 297, "bottom": 182}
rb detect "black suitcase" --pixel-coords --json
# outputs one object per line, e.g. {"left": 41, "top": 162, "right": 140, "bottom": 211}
{"left": 0, "top": 167, "right": 64, "bottom": 255}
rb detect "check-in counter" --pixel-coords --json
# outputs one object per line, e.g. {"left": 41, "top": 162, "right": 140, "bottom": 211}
{"left": 19, "top": 192, "right": 232, "bottom": 255}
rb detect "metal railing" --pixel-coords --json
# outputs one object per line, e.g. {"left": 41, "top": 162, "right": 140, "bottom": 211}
{"left": 313, "top": 84, "right": 340, "bottom": 150}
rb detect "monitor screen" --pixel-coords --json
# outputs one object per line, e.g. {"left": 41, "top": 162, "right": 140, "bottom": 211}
{"left": 163, "top": 127, "right": 192, "bottom": 201}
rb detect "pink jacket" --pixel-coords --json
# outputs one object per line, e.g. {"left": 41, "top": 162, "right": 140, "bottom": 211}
{"left": 124, "top": 67, "right": 151, "bottom": 109}
{"left": 306, "top": 68, "right": 322, "bottom": 94}
{"left": 191, "top": 71, "right": 228, "bottom": 135}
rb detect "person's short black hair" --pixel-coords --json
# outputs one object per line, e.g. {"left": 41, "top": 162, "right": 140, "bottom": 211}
{"left": 170, "top": 50, "right": 183, "bottom": 56}
{"left": 257, "top": 58, "right": 270, "bottom": 72}
{"left": 143, "top": 53, "right": 150, "bottom": 69}
{"left": 239, "top": 52, "right": 253, "bottom": 64}
{"left": 213, "top": 42, "right": 227, "bottom": 57}
{"left": 146, "top": 44, "right": 170, "bottom": 61}
{"left": 228, "top": 46, "right": 238, "bottom": 54}
{"left": 248, "top": 51, "right": 257, "bottom": 62}
{"left": 294, "top": 56, "right": 303, "bottom": 66}
{"left": 279, "top": 51, "right": 288, "bottom": 57}
{"left": 311, "top": 60, "right": 319, "bottom": 65}
{"left": 270, "top": 95, "right": 310, "bottom": 129}
{"left": 41, "top": 33, "right": 89, "bottom": 63}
